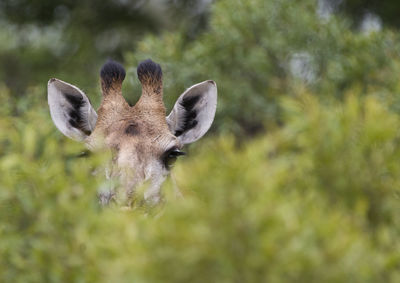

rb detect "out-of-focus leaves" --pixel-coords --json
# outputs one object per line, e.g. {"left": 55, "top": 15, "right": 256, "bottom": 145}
{"left": 338, "top": 0, "right": 400, "bottom": 28}
{"left": 1, "top": 86, "right": 400, "bottom": 282}
{"left": 0, "top": 0, "right": 212, "bottom": 97}
{"left": 126, "top": 0, "right": 400, "bottom": 137}
{"left": 2, "top": 1, "right": 400, "bottom": 282}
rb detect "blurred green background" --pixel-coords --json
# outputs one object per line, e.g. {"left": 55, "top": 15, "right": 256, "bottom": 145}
{"left": 2, "top": 0, "right": 400, "bottom": 282}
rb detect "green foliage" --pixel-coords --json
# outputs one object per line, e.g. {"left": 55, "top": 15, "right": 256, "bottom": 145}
{"left": 126, "top": 0, "right": 400, "bottom": 136}
{"left": 2, "top": 0, "right": 400, "bottom": 282}
{"left": 339, "top": 0, "right": 400, "bottom": 28}
{"left": 1, "top": 85, "right": 400, "bottom": 282}
{"left": 0, "top": 0, "right": 211, "bottom": 96}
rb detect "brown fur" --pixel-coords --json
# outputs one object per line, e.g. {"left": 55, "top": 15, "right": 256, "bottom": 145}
{"left": 86, "top": 60, "right": 179, "bottom": 203}
{"left": 49, "top": 59, "right": 216, "bottom": 204}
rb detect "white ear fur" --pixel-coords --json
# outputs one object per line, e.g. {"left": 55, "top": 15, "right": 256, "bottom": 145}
{"left": 167, "top": 80, "right": 217, "bottom": 145}
{"left": 48, "top": 78, "right": 97, "bottom": 141}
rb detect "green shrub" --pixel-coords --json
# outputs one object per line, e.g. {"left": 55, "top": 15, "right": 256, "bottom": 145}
{"left": 2, "top": 1, "right": 400, "bottom": 281}
{"left": 125, "top": 0, "right": 400, "bottom": 136}
{"left": 1, "top": 86, "right": 400, "bottom": 282}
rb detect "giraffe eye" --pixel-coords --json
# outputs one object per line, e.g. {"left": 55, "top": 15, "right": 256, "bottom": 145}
{"left": 163, "top": 148, "right": 185, "bottom": 169}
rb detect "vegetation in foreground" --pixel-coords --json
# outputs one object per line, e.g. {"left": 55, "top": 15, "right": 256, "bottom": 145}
{"left": 1, "top": 88, "right": 400, "bottom": 282}
{"left": 2, "top": 0, "right": 400, "bottom": 281}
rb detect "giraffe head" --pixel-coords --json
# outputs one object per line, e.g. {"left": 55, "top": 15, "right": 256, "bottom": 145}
{"left": 48, "top": 59, "right": 217, "bottom": 204}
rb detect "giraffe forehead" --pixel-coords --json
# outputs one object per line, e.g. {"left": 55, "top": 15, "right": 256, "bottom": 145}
{"left": 120, "top": 119, "right": 169, "bottom": 138}
{"left": 97, "top": 102, "right": 168, "bottom": 131}
{"left": 129, "top": 107, "right": 169, "bottom": 132}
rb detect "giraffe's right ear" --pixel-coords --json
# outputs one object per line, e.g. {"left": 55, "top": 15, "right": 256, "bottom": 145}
{"left": 48, "top": 78, "right": 97, "bottom": 141}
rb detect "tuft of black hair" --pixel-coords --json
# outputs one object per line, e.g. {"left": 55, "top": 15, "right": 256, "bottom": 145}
{"left": 100, "top": 60, "right": 126, "bottom": 89}
{"left": 137, "top": 59, "right": 162, "bottom": 85}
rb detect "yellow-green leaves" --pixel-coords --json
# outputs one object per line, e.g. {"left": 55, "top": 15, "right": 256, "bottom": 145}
{"left": 2, "top": 85, "right": 400, "bottom": 282}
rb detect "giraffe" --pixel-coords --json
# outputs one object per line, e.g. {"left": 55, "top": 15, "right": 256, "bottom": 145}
{"left": 48, "top": 59, "right": 217, "bottom": 204}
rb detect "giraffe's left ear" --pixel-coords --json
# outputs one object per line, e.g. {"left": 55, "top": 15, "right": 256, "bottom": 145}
{"left": 48, "top": 78, "right": 98, "bottom": 141}
{"left": 167, "top": 80, "right": 217, "bottom": 145}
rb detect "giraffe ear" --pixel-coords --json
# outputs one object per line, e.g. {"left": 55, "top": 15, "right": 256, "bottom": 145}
{"left": 167, "top": 80, "right": 217, "bottom": 145}
{"left": 48, "top": 78, "right": 97, "bottom": 141}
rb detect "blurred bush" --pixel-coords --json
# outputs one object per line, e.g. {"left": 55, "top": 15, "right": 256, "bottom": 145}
{"left": 0, "top": 0, "right": 212, "bottom": 97}
{"left": 1, "top": 85, "right": 400, "bottom": 282}
{"left": 2, "top": 0, "right": 400, "bottom": 282}
{"left": 126, "top": 0, "right": 400, "bottom": 136}
{"left": 338, "top": 0, "right": 400, "bottom": 28}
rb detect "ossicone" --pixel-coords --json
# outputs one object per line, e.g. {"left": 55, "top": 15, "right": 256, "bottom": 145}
{"left": 100, "top": 60, "right": 126, "bottom": 93}
{"left": 137, "top": 59, "right": 162, "bottom": 93}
